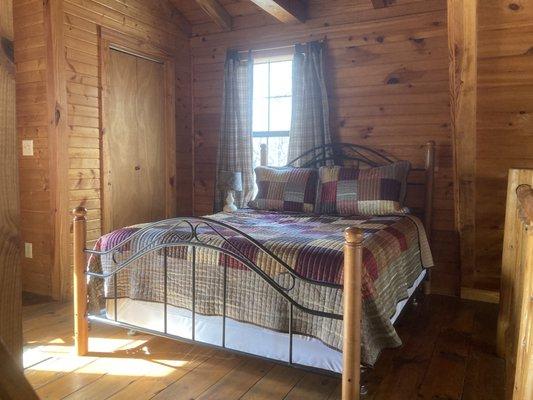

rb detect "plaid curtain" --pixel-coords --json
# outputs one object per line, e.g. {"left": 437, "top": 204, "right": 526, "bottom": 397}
{"left": 288, "top": 41, "right": 332, "bottom": 167}
{"left": 214, "top": 50, "right": 254, "bottom": 211}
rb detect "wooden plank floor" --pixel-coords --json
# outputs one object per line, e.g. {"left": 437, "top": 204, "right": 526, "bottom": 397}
{"left": 23, "top": 295, "right": 505, "bottom": 400}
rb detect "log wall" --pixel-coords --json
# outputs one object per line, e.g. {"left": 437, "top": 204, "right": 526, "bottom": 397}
{"left": 16, "top": 0, "right": 533, "bottom": 298}
{"left": 473, "top": 0, "right": 533, "bottom": 294}
{"left": 15, "top": 0, "right": 192, "bottom": 298}
{"left": 14, "top": 0, "right": 52, "bottom": 296}
{"left": 190, "top": 0, "right": 458, "bottom": 295}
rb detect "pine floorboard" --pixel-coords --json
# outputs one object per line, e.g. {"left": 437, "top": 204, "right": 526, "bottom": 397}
{"left": 23, "top": 295, "right": 505, "bottom": 399}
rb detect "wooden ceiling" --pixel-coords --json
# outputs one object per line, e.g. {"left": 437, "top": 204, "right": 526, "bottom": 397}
{"left": 169, "top": 0, "right": 391, "bottom": 34}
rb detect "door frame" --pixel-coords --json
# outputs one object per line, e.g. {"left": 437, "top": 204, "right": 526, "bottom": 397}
{"left": 99, "top": 28, "right": 176, "bottom": 234}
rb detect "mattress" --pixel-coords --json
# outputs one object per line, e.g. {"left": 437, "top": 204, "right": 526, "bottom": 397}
{"left": 89, "top": 210, "right": 434, "bottom": 366}
{"left": 105, "top": 269, "right": 426, "bottom": 373}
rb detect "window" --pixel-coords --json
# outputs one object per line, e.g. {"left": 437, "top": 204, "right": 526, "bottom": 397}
{"left": 252, "top": 58, "right": 292, "bottom": 168}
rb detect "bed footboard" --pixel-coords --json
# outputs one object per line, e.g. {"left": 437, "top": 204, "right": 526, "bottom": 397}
{"left": 72, "top": 207, "right": 363, "bottom": 400}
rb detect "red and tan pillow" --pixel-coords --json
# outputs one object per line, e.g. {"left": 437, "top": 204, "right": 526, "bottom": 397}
{"left": 249, "top": 167, "right": 318, "bottom": 213}
{"left": 316, "top": 161, "right": 410, "bottom": 216}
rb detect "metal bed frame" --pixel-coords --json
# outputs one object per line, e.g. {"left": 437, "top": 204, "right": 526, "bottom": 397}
{"left": 73, "top": 142, "right": 435, "bottom": 400}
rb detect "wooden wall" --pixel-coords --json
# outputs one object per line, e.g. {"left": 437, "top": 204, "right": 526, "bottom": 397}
{"left": 14, "top": 0, "right": 52, "bottom": 296}
{"left": 1, "top": 0, "right": 22, "bottom": 360}
{"left": 472, "top": 0, "right": 533, "bottom": 294}
{"left": 15, "top": 0, "right": 192, "bottom": 299}
{"left": 15, "top": 0, "right": 531, "bottom": 299}
{"left": 191, "top": 0, "right": 459, "bottom": 295}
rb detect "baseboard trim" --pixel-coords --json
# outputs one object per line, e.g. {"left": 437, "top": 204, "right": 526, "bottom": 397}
{"left": 460, "top": 287, "right": 500, "bottom": 304}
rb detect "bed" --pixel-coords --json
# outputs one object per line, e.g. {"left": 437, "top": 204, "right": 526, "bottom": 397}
{"left": 73, "top": 142, "right": 436, "bottom": 400}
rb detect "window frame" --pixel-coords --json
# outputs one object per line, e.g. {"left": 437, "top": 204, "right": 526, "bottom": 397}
{"left": 252, "top": 56, "right": 293, "bottom": 140}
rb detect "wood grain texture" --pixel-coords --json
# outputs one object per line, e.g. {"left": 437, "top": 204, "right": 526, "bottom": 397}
{"left": 15, "top": 0, "right": 192, "bottom": 297}
{"left": 72, "top": 207, "right": 88, "bottom": 356}
{"left": 496, "top": 169, "right": 533, "bottom": 400}
{"left": 371, "top": 0, "right": 395, "bottom": 9}
{"left": 190, "top": 0, "right": 458, "bottom": 295}
{"left": 44, "top": 0, "right": 70, "bottom": 301}
{"left": 0, "top": 0, "right": 22, "bottom": 363}
{"left": 447, "top": 0, "right": 477, "bottom": 292}
{"left": 104, "top": 49, "right": 167, "bottom": 231}
{"left": 0, "top": 339, "right": 38, "bottom": 399}
{"left": 23, "top": 296, "right": 504, "bottom": 400}
{"left": 475, "top": 0, "right": 533, "bottom": 293}
{"left": 14, "top": 0, "right": 53, "bottom": 297}
{"left": 342, "top": 228, "right": 363, "bottom": 400}
{"left": 248, "top": 0, "right": 307, "bottom": 23}
{"left": 194, "top": 0, "right": 232, "bottom": 31}
{"left": 517, "top": 185, "right": 533, "bottom": 225}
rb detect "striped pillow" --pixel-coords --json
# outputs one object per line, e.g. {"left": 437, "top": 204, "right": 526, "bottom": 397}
{"left": 249, "top": 167, "right": 318, "bottom": 213}
{"left": 316, "top": 161, "right": 410, "bottom": 216}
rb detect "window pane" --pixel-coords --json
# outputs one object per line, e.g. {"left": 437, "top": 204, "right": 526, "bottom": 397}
{"left": 270, "top": 61, "right": 292, "bottom": 97}
{"left": 269, "top": 97, "right": 291, "bottom": 131}
{"left": 253, "top": 97, "right": 268, "bottom": 132}
{"left": 267, "top": 136, "right": 289, "bottom": 167}
{"left": 253, "top": 63, "right": 268, "bottom": 99}
{"left": 252, "top": 136, "right": 267, "bottom": 170}
{"left": 252, "top": 136, "right": 289, "bottom": 171}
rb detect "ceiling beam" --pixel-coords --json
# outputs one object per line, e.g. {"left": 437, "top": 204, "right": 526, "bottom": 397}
{"left": 194, "top": 0, "right": 232, "bottom": 31}
{"left": 371, "top": 0, "right": 395, "bottom": 8}
{"left": 166, "top": 1, "right": 192, "bottom": 36}
{"left": 248, "top": 0, "right": 306, "bottom": 23}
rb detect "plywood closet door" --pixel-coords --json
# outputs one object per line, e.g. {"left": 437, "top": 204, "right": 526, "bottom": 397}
{"left": 136, "top": 56, "right": 166, "bottom": 223}
{"left": 106, "top": 49, "right": 166, "bottom": 232}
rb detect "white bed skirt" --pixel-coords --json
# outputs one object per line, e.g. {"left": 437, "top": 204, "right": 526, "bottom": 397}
{"left": 106, "top": 269, "right": 426, "bottom": 373}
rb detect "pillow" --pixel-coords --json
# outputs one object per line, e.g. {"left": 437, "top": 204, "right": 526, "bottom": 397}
{"left": 316, "top": 161, "right": 410, "bottom": 216}
{"left": 249, "top": 166, "right": 318, "bottom": 213}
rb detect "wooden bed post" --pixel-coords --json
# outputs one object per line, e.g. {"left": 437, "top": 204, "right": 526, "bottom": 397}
{"left": 424, "top": 141, "right": 435, "bottom": 295}
{"left": 73, "top": 207, "right": 88, "bottom": 356}
{"left": 343, "top": 227, "right": 363, "bottom": 400}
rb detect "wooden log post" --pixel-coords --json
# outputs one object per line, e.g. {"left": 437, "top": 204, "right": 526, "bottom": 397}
{"left": 343, "top": 227, "right": 363, "bottom": 400}
{"left": 0, "top": 0, "right": 22, "bottom": 366}
{"left": 512, "top": 184, "right": 533, "bottom": 400}
{"left": 0, "top": 339, "right": 39, "bottom": 399}
{"left": 73, "top": 207, "right": 88, "bottom": 356}
{"left": 424, "top": 141, "right": 435, "bottom": 295}
{"left": 497, "top": 171, "right": 533, "bottom": 359}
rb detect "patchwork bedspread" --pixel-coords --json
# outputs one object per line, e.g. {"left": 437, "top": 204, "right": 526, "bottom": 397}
{"left": 88, "top": 209, "right": 433, "bottom": 366}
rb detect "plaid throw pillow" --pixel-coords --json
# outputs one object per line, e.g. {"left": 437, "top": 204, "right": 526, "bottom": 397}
{"left": 249, "top": 167, "right": 318, "bottom": 213}
{"left": 316, "top": 161, "right": 410, "bottom": 216}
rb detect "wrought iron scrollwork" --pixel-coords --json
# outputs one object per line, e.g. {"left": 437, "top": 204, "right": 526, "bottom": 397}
{"left": 286, "top": 142, "right": 395, "bottom": 168}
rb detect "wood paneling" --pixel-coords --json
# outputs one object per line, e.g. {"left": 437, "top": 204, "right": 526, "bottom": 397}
{"left": 15, "top": 0, "right": 192, "bottom": 298}
{"left": 191, "top": 0, "right": 458, "bottom": 295}
{"left": 1, "top": 0, "right": 22, "bottom": 361}
{"left": 473, "top": 0, "right": 533, "bottom": 293}
{"left": 14, "top": 0, "right": 53, "bottom": 297}
{"left": 194, "top": 0, "right": 232, "bottom": 31}
{"left": 248, "top": 0, "right": 307, "bottom": 23}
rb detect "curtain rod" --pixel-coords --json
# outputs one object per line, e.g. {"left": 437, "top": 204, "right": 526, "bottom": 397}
{"left": 235, "top": 39, "right": 326, "bottom": 54}
{"left": 236, "top": 44, "right": 295, "bottom": 54}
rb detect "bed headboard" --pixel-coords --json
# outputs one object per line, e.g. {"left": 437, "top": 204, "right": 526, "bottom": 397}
{"left": 259, "top": 142, "right": 435, "bottom": 238}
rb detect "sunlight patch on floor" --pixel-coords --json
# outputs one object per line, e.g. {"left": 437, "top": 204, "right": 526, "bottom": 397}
{"left": 29, "top": 356, "right": 185, "bottom": 377}
{"left": 24, "top": 335, "right": 189, "bottom": 379}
